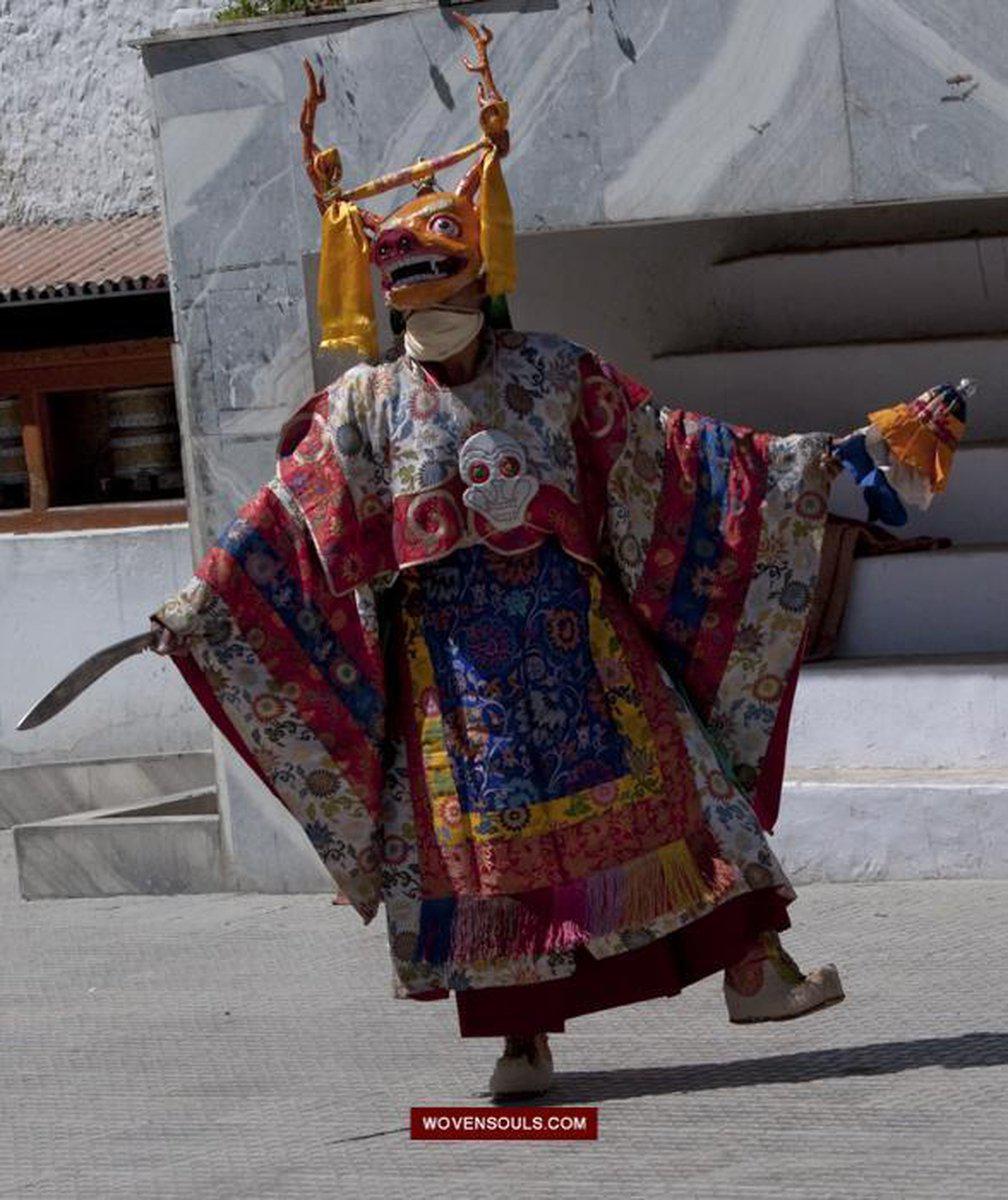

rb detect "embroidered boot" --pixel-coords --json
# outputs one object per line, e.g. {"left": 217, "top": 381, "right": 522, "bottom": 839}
{"left": 724, "top": 932, "right": 845, "bottom": 1024}
{"left": 489, "top": 1033, "right": 554, "bottom": 1100}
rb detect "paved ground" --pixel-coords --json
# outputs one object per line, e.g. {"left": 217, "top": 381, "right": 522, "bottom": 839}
{"left": 2, "top": 829, "right": 1006, "bottom": 1200}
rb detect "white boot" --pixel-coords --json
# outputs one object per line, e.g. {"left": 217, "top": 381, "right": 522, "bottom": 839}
{"left": 724, "top": 935, "right": 845, "bottom": 1024}
{"left": 489, "top": 1033, "right": 554, "bottom": 1100}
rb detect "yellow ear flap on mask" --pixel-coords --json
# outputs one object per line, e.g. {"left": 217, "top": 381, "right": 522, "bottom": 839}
{"left": 317, "top": 200, "right": 378, "bottom": 360}
{"left": 479, "top": 147, "right": 516, "bottom": 297}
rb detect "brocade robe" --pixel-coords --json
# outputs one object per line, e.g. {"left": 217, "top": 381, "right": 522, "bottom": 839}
{"left": 156, "top": 329, "right": 836, "bottom": 1002}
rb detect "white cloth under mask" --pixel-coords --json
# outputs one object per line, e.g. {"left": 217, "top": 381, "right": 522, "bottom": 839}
{"left": 403, "top": 307, "right": 485, "bottom": 363}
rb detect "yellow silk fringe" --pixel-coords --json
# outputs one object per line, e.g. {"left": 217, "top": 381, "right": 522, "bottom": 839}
{"left": 658, "top": 838, "right": 716, "bottom": 913}
{"left": 622, "top": 839, "right": 715, "bottom": 927}
{"left": 317, "top": 201, "right": 378, "bottom": 360}
{"left": 479, "top": 147, "right": 516, "bottom": 297}
{"left": 868, "top": 401, "right": 964, "bottom": 493}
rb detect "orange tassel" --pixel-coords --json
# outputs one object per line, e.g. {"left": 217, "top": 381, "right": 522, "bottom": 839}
{"left": 868, "top": 390, "right": 965, "bottom": 493}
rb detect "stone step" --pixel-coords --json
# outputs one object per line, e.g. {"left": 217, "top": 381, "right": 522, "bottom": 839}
{"left": 709, "top": 235, "right": 1008, "bottom": 349}
{"left": 775, "top": 770, "right": 1008, "bottom": 882}
{"left": 651, "top": 335, "right": 1008, "bottom": 441}
{"left": 14, "top": 789, "right": 225, "bottom": 900}
{"left": 827, "top": 441, "right": 1008, "bottom": 545}
{"left": 788, "top": 655, "right": 1008, "bottom": 770}
{"left": 0, "top": 750, "right": 215, "bottom": 830}
{"left": 834, "top": 544, "right": 1008, "bottom": 658}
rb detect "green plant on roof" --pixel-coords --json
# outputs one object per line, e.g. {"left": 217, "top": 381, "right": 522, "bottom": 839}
{"left": 216, "top": 1, "right": 377, "bottom": 22}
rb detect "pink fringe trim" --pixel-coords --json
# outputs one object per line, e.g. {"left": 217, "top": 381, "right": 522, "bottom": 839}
{"left": 417, "top": 836, "right": 739, "bottom": 967}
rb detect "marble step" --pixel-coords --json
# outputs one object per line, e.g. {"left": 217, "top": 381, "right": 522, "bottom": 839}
{"left": 0, "top": 750, "right": 214, "bottom": 830}
{"left": 651, "top": 335, "right": 1008, "bottom": 441}
{"left": 14, "top": 789, "right": 225, "bottom": 900}
{"left": 775, "top": 769, "right": 1008, "bottom": 882}
{"left": 709, "top": 235, "right": 1008, "bottom": 349}
{"left": 14, "top": 763, "right": 1007, "bottom": 898}
{"left": 788, "top": 655, "right": 1008, "bottom": 771}
{"left": 827, "top": 442, "right": 1008, "bottom": 545}
{"left": 833, "top": 544, "right": 1008, "bottom": 658}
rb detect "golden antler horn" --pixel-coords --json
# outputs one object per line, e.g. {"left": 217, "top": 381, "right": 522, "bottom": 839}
{"left": 452, "top": 11, "right": 509, "bottom": 153}
{"left": 300, "top": 59, "right": 343, "bottom": 213}
{"left": 454, "top": 12, "right": 501, "bottom": 105}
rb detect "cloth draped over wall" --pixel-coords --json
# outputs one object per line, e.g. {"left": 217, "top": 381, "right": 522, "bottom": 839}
{"left": 805, "top": 516, "right": 952, "bottom": 661}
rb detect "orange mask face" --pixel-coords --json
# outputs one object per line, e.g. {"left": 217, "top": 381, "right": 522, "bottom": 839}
{"left": 370, "top": 191, "right": 483, "bottom": 311}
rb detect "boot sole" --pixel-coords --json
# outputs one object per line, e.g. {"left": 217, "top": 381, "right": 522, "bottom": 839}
{"left": 728, "top": 989, "right": 846, "bottom": 1025}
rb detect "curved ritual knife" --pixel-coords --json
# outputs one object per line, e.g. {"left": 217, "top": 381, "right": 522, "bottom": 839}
{"left": 16, "top": 631, "right": 158, "bottom": 731}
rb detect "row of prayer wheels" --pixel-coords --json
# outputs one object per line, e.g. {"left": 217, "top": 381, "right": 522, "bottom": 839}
{"left": 105, "top": 386, "right": 183, "bottom": 495}
{"left": 0, "top": 387, "right": 183, "bottom": 510}
{"left": 0, "top": 396, "right": 28, "bottom": 508}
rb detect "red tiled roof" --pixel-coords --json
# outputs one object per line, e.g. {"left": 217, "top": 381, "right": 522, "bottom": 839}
{"left": 0, "top": 214, "right": 168, "bottom": 303}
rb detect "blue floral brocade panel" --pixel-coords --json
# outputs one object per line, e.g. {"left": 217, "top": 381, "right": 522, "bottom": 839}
{"left": 413, "top": 541, "right": 628, "bottom": 814}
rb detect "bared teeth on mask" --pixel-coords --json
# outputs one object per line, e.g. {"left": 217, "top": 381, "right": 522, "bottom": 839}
{"left": 389, "top": 256, "right": 443, "bottom": 284}
{"left": 387, "top": 254, "right": 463, "bottom": 287}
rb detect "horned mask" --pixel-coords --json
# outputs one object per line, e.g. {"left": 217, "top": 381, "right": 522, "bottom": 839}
{"left": 300, "top": 13, "right": 516, "bottom": 359}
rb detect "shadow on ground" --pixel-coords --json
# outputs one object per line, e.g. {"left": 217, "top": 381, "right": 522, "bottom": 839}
{"left": 546, "top": 1032, "right": 1008, "bottom": 1104}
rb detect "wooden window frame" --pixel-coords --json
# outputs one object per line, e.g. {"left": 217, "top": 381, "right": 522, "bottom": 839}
{"left": 0, "top": 338, "right": 187, "bottom": 534}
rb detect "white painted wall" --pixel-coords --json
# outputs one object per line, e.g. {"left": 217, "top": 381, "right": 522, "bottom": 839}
{"left": 0, "top": 4, "right": 216, "bottom": 775}
{"left": 0, "top": 524, "right": 209, "bottom": 769}
{"left": 0, "top": 2, "right": 215, "bottom": 225}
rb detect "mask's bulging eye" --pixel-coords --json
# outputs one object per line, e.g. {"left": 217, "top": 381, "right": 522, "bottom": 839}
{"left": 429, "top": 214, "right": 462, "bottom": 239}
{"left": 499, "top": 455, "right": 521, "bottom": 478}
{"left": 468, "top": 460, "right": 491, "bottom": 484}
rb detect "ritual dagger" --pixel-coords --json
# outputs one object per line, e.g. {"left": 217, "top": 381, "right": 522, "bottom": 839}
{"left": 16, "top": 631, "right": 158, "bottom": 731}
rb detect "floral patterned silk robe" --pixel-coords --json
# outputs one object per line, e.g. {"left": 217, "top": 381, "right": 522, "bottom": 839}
{"left": 156, "top": 329, "right": 835, "bottom": 999}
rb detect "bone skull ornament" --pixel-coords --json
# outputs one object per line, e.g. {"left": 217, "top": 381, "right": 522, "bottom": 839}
{"left": 459, "top": 429, "right": 539, "bottom": 531}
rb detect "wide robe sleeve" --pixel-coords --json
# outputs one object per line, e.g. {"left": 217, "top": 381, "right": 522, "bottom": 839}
{"left": 574, "top": 351, "right": 835, "bottom": 833}
{"left": 153, "top": 370, "right": 395, "bottom": 922}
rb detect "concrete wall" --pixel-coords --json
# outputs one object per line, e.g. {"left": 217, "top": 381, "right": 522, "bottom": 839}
{"left": 0, "top": 524, "right": 209, "bottom": 770}
{"left": 0, "top": 1, "right": 215, "bottom": 225}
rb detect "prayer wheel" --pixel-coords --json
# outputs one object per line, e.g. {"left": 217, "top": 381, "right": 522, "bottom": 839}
{"left": 105, "top": 387, "right": 183, "bottom": 495}
{"left": 0, "top": 396, "right": 29, "bottom": 508}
